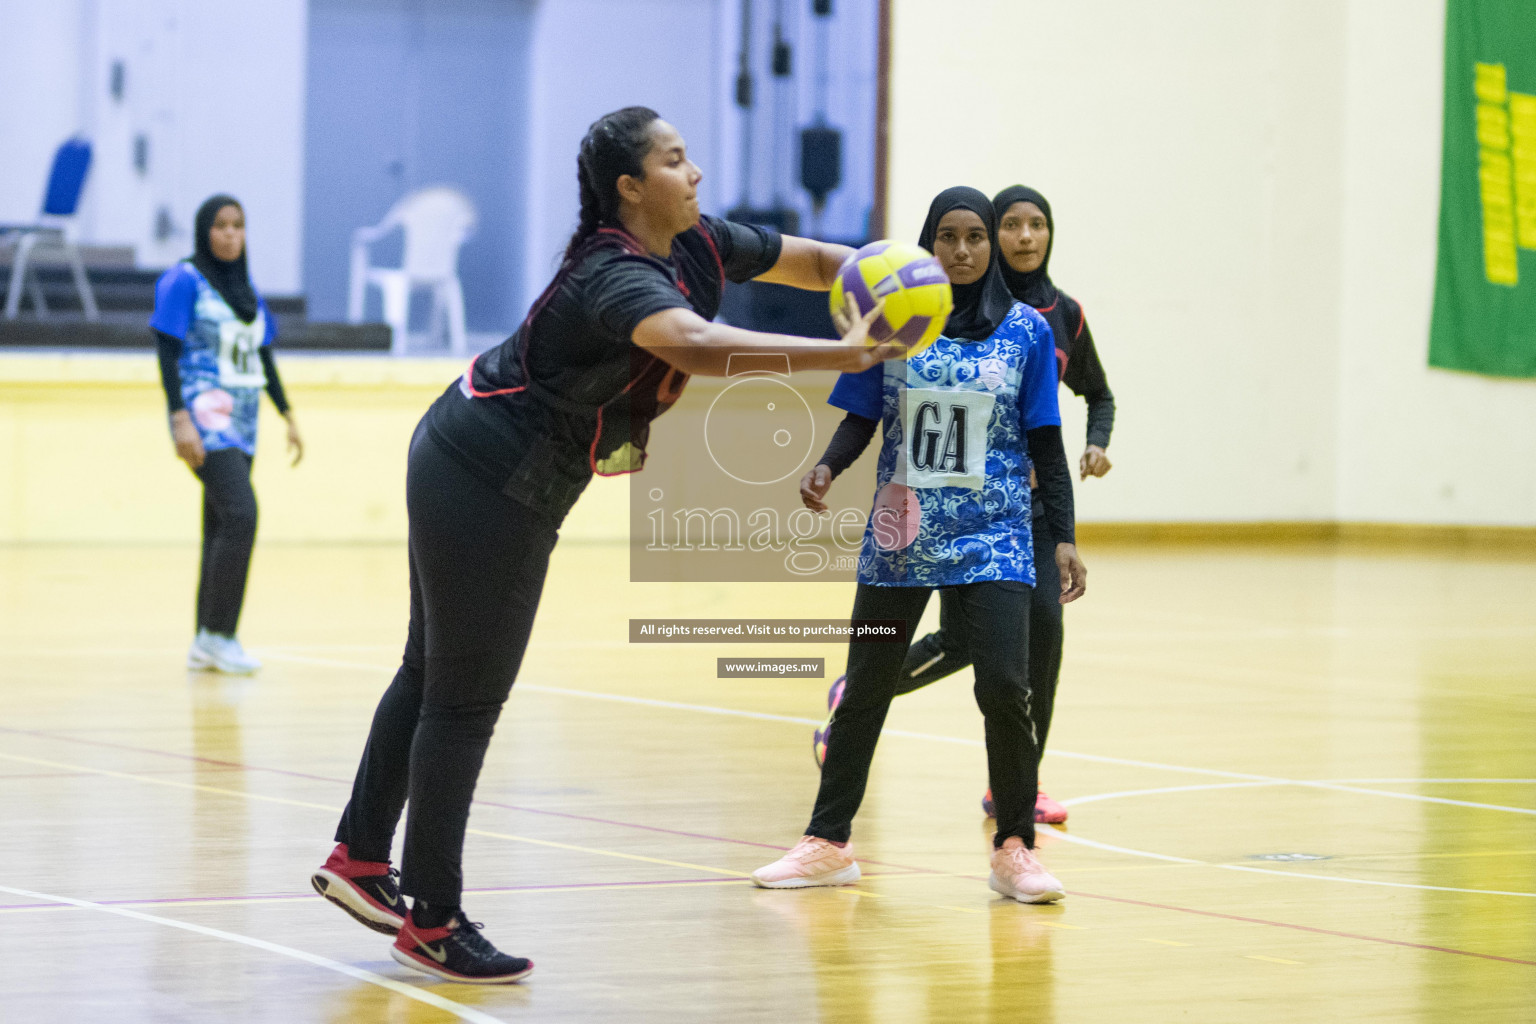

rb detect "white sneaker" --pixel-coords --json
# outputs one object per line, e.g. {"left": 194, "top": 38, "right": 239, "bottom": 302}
{"left": 187, "top": 629, "right": 216, "bottom": 671}
{"left": 751, "top": 836, "right": 861, "bottom": 889}
{"left": 194, "top": 631, "right": 261, "bottom": 675}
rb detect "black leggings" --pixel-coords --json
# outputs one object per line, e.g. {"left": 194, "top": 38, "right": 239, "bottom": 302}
{"left": 895, "top": 524, "right": 1064, "bottom": 761}
{"left": 809, "top": 579, "right": 1038, "bottom": 849}
{"left": 194, "top": 448, "right": 258, "bottom": 636}
{"left": 335, "top": 425, "right": 558, "bottom": 905}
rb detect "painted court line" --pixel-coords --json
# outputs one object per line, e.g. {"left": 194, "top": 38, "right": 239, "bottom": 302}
{"left": 510, "top": 689, "right": 1536, "bottom": 817}
{"left": 1070, "top": 888, "right": 1536, "bottom": 967}
{"left": 7, "top": 711, "right": 1536, "bottom": 902}
{"left": 258, "top": 653, "right": 1536, "bottom": 817}
{"left": 0, "top": 883, "right": 512, "bottom": 1023}
{"left": 6, "top": 740, "right": 1533, "bottom": 967}
{"left": 14, "top": 739, "right": 1534, "bottom": 907}
{"left": 0, "top": 722, "right": 793, "bottom": 850}
{"left": 1047, "top": 828, "right": 1536, "bottom": 899}
{"left": 0, "top": 766, "right": 244, "bottom": 781}
{"left": 9, "top": 681, "right": 1536, "bottom": 898}
{"left": 10, "top": 659, "right": 1536, "bottom": 964}
{"left": 1058, "top": 779, "right": 1536, "bottom": 815}
{"left": 0, "top": 876, "right": 767, "bottom": 916}
{"left": 1324, "top": 778, "right": 1536, "bottom": 785}
{"left": 0, "top": 726, "right": 919, "bottom": 870}
{"left": 0, "top": 751, "right": 750, "bottom": 879}
{"left": 1060, "top": 781, "right": 1283, "bottom": 806}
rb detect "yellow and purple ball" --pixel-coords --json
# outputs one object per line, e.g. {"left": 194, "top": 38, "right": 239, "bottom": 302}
{"left": 828, "top": 240, "right": 953, "bottom": 357}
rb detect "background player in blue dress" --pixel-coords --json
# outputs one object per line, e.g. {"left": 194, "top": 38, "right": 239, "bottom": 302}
{"left": 753, "top": 187, "right": 1079, "bottom": 904}
{"left": 152, "top": 194, "right": 303, "bottom": 675}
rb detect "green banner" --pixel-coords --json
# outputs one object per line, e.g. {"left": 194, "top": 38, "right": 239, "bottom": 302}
{"left": 1430, "top": 0, "right": 1536, "bottom": 378}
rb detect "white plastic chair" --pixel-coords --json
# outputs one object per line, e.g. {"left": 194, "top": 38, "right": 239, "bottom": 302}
{"left": 347, "top": 186, "right": 476, "bottom": 355}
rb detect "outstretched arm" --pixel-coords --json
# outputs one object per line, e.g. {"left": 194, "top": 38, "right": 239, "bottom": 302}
{"left": 751, "top": 235, "right": 855, "bottom": 291}
{"left": 632, "top": 302, "right": 899, "bottom": 377}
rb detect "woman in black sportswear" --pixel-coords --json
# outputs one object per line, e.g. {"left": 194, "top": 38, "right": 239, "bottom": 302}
{"left": 311, "top": 107, "right": 903, "bottom": 985}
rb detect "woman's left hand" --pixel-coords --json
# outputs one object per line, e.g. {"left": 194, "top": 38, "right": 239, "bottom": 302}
{"left": 1055, "top": 542, "right": 1087, "bottom": 604}
{"left": 799, "top": 464, "right": 834, "bottom": 514}
{"left": 1079, "top": 445, "right": 1112, "bottom": 479}
{"left": 284, "top": 412, "right": 304, "bottom": 467}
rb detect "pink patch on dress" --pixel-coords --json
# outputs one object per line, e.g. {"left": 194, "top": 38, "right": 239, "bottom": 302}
{"left": 870, "top": 482, "right": 921, "bottom": 551}
{"left": 192, "top": 388, "right": 234, "bottom": 432}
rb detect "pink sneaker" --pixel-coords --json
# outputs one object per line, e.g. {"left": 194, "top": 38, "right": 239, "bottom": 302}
{"left": 1035, "top": 789, "right": 1068, "bottom": 824}
{"left": 751, "top": 836, "right": 862, "bottom": 889}
{"left": 988, "top": 837, "right": 1065, "bottom": 904}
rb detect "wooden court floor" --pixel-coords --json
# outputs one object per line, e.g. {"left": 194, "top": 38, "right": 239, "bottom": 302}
{"left": 1, "top": 539, "right": 1533, "bottom": 1022}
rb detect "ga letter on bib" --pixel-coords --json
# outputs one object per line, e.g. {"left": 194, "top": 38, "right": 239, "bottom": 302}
{"left": 899, "top": 387, "right": 995, "bottom": 491}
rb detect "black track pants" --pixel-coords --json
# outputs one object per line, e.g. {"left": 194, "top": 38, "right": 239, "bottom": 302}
{"left": 894, "top": 526, "right": 1064, "bottom": 760}
{"left": 194, "top": 448, "right": 257, "bottom": 636}
{"left": 335, "top": 425, "right": 558, "bottom": 905}
{"left": 808, "top": 579, "right": 1038, "bottom": 849}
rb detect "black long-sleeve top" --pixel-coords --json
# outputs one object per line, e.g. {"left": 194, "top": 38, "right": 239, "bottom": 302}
{"left": 815, "top": 412, "right": 1076, "bottom": 548}
{"left": 155, "top": 328, "right": 290, "bottom": 415}
{"left": 1049, "top": 293, "right": 1114, "bottom": 451}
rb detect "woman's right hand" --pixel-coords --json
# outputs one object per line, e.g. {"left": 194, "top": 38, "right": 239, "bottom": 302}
{"left": 832, "top": 301, "right": 907, "bottom": 372}
{"left": 171, "top": 410, "right": 206, "bottom": 469}
{"left": 800, "top": 464, "right": 834, "bottom": 514}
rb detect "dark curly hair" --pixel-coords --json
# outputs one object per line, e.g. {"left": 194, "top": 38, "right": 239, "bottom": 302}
{"left": 564, "top": 106, "right": 662, "bottom": 263}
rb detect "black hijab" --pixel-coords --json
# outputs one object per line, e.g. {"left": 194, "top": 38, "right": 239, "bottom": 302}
{"left": 191, "top": 194, "right": 259, "bottom": 323}
{"left": 917, "top": 186, "right": 1015, "bottom": 341}
{"left": 991, "top": 185, "right": 1056, "bottom": 308}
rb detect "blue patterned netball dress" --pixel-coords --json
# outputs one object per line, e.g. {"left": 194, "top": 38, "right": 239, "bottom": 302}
{"left": 150, "top": 262, "right": 275, "bottom": 457}
{"left": 829, "top": 301, "right": 1061, "bottom": 587}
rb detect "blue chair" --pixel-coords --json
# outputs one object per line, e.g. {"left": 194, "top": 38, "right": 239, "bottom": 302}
{"left": 2, "top": 137, "right": 99, "bottom": 320}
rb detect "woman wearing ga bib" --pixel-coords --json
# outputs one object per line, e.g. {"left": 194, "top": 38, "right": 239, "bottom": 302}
{"left": 152, "top": 194, "right": 303, "bottom": 675}
{"left": 753, "top": 187, "right": 1079, "bottom": 903}
{"left": 311, "top": 107, "right": 902, "bottom": 985}
{"left": 891, "top": 185, "right": 1115, "bottom": 824}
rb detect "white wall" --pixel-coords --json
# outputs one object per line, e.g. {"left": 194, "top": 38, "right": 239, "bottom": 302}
{"left": 0, "top": 0, "right": 308, "bottom": 292}
{"left": 522, "top": 0, "right": 723, "bottom": 306}
{"left": 890, "top": 0, "right": 1535, "bottom": 527}
{"left": 1336, "top": 0, "right": 1536, "bottom": 524}
{"left": 0, "top": 3, "right": 89, "bottom": 225}
{"left": 890, "top": 0, "right": 1348, "bottom": 523}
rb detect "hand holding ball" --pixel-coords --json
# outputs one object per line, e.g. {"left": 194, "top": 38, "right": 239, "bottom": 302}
{"left": 830, "top": 241, "right": 953, "bottom": 357}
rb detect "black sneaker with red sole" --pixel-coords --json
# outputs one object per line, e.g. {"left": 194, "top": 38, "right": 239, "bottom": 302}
{"left": 311, "top": 843, "right": 405, "bottom": 935}
{"left": 391, "top": 910, "right": 534, "bottom": 985}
